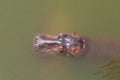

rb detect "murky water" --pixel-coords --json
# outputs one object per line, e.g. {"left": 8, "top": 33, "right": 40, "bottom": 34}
{"left": 0, "top": 0, "right": 120, "bottom": 80}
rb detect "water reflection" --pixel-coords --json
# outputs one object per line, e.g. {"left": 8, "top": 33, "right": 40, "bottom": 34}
{"left": 34, "top": 37, "right": 120, "bottom": 80}
{"left": 86, "top": 38, "right": 120, "bottom": 61}
{"left": 95, "top": 38, "right": 120, "bottom": 80}
{"left": 95, "top": 51, "right": 120, "bottom": 80}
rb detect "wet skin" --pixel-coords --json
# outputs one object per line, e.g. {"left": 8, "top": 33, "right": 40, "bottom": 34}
{"left": 33, "top": 33, "right": 86, "bottom": 56}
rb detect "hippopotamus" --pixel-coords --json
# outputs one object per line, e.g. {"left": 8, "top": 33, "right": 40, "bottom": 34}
{"left": 33, "top": 32, "right": 86, "bottom": 56}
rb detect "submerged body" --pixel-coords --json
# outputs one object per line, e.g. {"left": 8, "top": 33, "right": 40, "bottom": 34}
{"left": 33, "top": 32, "right": 86, "bottom": 56}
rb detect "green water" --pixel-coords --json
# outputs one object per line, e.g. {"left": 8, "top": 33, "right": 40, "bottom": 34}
{"left": 0, "top": 0, "right": 120, "bottom": 80}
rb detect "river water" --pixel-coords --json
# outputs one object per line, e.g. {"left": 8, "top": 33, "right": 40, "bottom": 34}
{"left": 0, "top": 0, "right": 120, "bottom": 80}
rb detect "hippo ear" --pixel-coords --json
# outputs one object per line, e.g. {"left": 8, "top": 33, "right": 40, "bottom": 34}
{"left": 79, "top": 38, "right": 86, "bottom": 49}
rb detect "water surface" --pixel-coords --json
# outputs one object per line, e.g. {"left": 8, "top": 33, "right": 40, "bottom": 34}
{"left": 0, "top": 0, "right": 120, "bottom": 80}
